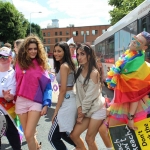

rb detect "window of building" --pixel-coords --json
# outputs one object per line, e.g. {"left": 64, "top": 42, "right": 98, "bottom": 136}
{"left": 48, "top": 39, "right": 50, "bottom": 44}
{"left": 55, "top": 32, "right": 57, "bottom": 36}
{"left": 60, "top": 38, "right": 62, "bottom": 41}
{"left": 60, "top": 31, "right": 62, "bottom": 35}
{"left": 81, "top": 31, "right": 84, "bottom": 36}
{"left": 47, "top": 32, "right": 50, "bottom": 36}
{"left": 43, "top": 33, "right": 46, "bottom": 36}
{"left": 44, "top": 39, "right": 46, "bottom": 44}
{"left": 66, "top": 31, "right": 69, "bottom": 35}
{"left": 92, "top": 30, "right": 98, "bottom": 35}
{"left": 66, "top": 38, "right": 69, "bottom": 42}
{"left": 73, "top": 31, "right": 78, "bottom": 36}
{"left": 86, "top": 31, "right": 89, "bottom": 35}
{"left": 55, "top": 38, "right": 58, "bottom": 43}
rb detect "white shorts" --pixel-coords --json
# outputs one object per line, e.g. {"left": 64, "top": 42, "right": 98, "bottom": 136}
{"left": 91, "top": 106, "right": 106, "bottom": 120}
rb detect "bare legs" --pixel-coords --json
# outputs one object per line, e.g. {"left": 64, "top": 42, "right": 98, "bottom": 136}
{"left": 70, "top": 117, "right": 103, "bottom": 150}
{"left": 99, "top": 117, "right": 123, "bottom": 148}
{"left": 18, "top": 111, "right": 41, "bottom": 150}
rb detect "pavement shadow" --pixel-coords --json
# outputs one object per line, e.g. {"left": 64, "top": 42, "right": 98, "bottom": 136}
{"left": 44, "top": 106, "right": 56, "bottom": 122}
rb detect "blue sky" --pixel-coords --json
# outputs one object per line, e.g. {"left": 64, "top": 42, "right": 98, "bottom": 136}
{"left": 12, "top": 0, "right": 113, "bottom": 28}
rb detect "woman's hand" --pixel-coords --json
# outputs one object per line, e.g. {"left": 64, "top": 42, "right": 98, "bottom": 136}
{"left": 77, "top": 112, "right": 85, "bottom": 124}
{"left": 127, "top": 120, "right": 138, "bottom": 130}
{"left": 2, "top": 89, "right": 14, "bottom": 102}
{"left": 52, "top": 111, "right": 57, "bottom": 124}
{"left": 41, "top": 106, "right": 48, "bottom": 116}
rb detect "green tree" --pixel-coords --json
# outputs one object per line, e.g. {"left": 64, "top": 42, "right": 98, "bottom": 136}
{"left": 109, "top": 0, "right": 145, "bottom": 25}
{"left": 26, "top": 23, "right": 43, "bottom": 40}
{"left": 0, "top": 2, "right": 28, "bottom": 44}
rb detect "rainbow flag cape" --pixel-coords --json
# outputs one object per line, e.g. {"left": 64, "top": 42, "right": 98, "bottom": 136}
{"left": 106, "top": 50, "right": 150, "bottom": 103}
{"left": 0, "top": 98, "right": 23, "bottom": 140}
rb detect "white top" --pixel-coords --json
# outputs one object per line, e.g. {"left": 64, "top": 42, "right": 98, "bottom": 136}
{"left": 0, "top": 68, "right": 16, "bottom": 114}
{"left": 76, "top": 74, "right": 105, "bottom": 117}
{"left": 0, "top": 68, "right": 16, "bottom": 97}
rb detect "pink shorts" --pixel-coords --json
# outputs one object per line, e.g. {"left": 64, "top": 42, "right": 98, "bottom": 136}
{"left": 15, "top": 96, "right": 42, "bottom": 114}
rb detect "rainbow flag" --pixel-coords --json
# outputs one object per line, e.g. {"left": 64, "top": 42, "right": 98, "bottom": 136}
{"left": 0, "top": 98, "right": 23, "bottom": 140}
{"left": 106, "top": 50, "right": 150, "bottom": 103}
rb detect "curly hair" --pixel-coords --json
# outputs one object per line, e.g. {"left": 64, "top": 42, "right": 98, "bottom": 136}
{"left": 17, "top": 35, "right": 48, "bottom": 70}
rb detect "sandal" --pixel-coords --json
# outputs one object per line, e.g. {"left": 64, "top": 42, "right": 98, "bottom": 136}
{"left": 37, "top": 142, "right": 42, "bottom": 150}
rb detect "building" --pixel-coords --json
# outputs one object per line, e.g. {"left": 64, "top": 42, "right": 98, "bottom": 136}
{"left": 42, "top": 22, "right": 110, "bottom": 57}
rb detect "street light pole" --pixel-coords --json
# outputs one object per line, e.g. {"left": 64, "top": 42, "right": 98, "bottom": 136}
{"left": 30, "top": 12, "right": 42, "bottom": 35}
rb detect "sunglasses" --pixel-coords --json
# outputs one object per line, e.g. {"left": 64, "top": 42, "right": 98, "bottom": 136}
{"left": 0, "top": 55, "right": 9, "bottom": 60}
{"left": 131, "top": 37, "right": 142, "bottom": 46}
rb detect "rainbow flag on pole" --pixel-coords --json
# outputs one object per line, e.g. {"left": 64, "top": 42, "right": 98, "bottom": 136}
{"left": 0, "top": 98, "right": 23, "bottom": 140}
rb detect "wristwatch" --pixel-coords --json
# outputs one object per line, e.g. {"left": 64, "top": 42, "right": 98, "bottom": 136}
{"left": 128, "top": 113, "right": 134, "bottom": 120}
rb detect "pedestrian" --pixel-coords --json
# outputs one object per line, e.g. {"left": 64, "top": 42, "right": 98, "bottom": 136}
{"left": 14, "top": 39, "right": 24, "bottom": 55}
{"left": 99, "top": 31, "right": 150, "bottom": 150}
{"left": 96, "top": 57, "right": 105, "bottom": 84}
{"left": 4, "top": 42, "right": 11, "bottom": 49}
{"left": 0, "top": 46, "right": 22, "bottom": 150}
{"left": 70, "top": 44, "right": 106, "bottom": 150}
{"left": 69, "top": 43, "right": 76, "bottom": 57}
{"left": 15, "top": 35, "right": 52, "bottom": 150}
{"left": 48, "top": 41, "right": 77, "bottom": 150}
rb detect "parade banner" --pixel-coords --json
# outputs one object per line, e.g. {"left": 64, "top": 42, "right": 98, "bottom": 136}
{"left": 109, "top": 118, "right": 150, "bottom": 150}
{"left": 49, "top": 73, "right": 59, "bottom": 103}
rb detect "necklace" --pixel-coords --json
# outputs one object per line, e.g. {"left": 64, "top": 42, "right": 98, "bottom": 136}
{"left": 106, "top": 50, "right": 145, "bottom": 88}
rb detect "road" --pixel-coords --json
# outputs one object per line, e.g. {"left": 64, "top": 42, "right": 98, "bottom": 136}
{"left": 1, "top": 86, "right": 114, "bottom": 150}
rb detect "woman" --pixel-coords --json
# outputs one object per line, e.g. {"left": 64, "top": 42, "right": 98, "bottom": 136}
{"left": 96, "top": 57, "right": 104, "bottom": 84}
{"left": 14, "top": 39, "right": 24, "bottom": 55}
{"left": 48, "top": 41, "right": 77, "bottom": 150}
{"left": 15, "top": 35, "right": 52, "bottom": 150}
{"left": 70, "top": 44, "right": 106, "bottom": 150}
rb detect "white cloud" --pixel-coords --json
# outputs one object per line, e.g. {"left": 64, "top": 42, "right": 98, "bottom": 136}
{"left": 13, "top": 0, "right": 54, "bottom": 21}
{"left": 12, "top": 0, "right": 113, "bottom": 28}
{"left": 47, "top": 0, "right": 112, "bottom": 19}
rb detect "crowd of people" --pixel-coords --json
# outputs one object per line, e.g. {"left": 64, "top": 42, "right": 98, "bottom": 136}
{"left": 0, "top": 31, "right": 150, "bottom": 150}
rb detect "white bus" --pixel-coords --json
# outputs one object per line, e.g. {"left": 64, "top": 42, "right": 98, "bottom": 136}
{"left": 94, "top": 0, "right": 150, "bottom": 79}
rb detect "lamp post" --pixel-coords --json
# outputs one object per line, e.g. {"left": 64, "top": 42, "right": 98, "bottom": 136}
{"left": 30, "top": 12, "right": 42, "bottom": 35}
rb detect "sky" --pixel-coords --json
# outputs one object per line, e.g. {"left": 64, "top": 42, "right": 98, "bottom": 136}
{"left": 12, "top": 0, "right": 113, "bottom": 29}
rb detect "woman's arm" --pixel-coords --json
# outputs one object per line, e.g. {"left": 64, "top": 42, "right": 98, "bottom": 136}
{"left": 81, "top": 70, "right": 99, "bottom": 115}
{"left": 54, "top": 64, "right": 69, "bottom": 114}
{"left": 127, "top": 101, "right": 139, "bottom": 130}
{"left": 42, "top": 82, "right": 52, "bottom": 107}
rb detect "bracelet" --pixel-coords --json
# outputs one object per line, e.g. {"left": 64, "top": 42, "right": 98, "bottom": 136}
{"left": 128, "top": 113, "right": 134, "bottom": 120}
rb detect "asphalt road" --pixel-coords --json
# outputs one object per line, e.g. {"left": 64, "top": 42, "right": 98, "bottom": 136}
{"left": 1, "top": 86, "right": 114, "bottom": 150}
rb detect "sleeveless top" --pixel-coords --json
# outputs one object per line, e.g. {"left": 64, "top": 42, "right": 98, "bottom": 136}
{"left": 56, "top": 70, "right": 74, "bottom": 87}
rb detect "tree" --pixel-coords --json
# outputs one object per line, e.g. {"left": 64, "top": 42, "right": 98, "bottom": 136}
{"left": 26, "top": 23, "right": 43, "bottom": 40}
{"left": 0, "top": 2, "right": 28, "bottom": 44}
{"left": 109, "top": 0, "right": 145, "bottom": 25}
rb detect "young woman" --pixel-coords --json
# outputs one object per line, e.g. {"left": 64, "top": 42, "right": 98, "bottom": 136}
{"left": 48, "top": 41, "right": 77, "bottom": 150}
{"left": 70, "top": 44, "right": 106, "bottom": 150}
{"left": 15, "top": 35, "right": 52, "bottom": 150}
{"left": 14, "top": 39, "right": 24, "bottom": 55}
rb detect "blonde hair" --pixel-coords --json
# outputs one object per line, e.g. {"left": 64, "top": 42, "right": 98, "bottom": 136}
{"left": 17, "top": 35, "right": 48, "bottom": 70}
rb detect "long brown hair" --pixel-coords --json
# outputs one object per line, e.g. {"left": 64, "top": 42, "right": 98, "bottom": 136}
{"left": 17, "top": 35, "right": 48, "bottom": 70}
{"left": 75, "top": 44, "right": 102, "bottom": 85}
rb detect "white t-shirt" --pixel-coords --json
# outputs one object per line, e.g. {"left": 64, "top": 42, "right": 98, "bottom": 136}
{"left": 0, "top": 68, "right": 16, "bottom": 114}
{"left": 0, "top": 68, "right": 16, "bottom": 97}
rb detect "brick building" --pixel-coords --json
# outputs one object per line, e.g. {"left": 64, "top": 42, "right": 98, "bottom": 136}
{"left": 42, "top": 24, "right": 110, "bottom": 57}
